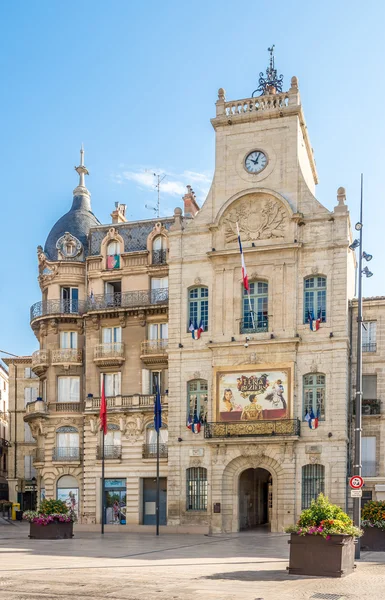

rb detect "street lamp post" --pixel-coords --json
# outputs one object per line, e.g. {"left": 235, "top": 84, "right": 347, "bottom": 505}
{"left": 351, "top": 175, "right": 373, "bottom": 560}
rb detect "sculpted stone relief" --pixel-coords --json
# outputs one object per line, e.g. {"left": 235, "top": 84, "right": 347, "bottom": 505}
{"left": 223, "top": 195, "right": 288, "bottom": 243}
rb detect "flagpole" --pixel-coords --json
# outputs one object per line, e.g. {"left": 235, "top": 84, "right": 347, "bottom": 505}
{"left": 156, "top": 425, "right": 160, "bottom": 536}
{"left": 236, "top": 222, "right": 255, "bottom": 330}
{"left": 101, "top": 426, "right": 105, "bottom": 535}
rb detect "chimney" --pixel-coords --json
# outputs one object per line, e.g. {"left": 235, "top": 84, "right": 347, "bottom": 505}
{"left": 183, "top": 185, "right": 200, "bottom": 218}
{"left": 111, "top": 202, "right": 127, "bottom": 224}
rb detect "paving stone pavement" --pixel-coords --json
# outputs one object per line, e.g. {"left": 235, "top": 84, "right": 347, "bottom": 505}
{"left": 0, "top": 522, "right": 384, "bottom": 600}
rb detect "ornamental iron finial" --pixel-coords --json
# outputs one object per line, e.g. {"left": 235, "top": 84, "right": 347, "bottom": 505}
{"left": 74, "top": 145, "right": 90, "bottom": 195}
{"left": 252, "top": 45, "right": 284, "bottom": 97}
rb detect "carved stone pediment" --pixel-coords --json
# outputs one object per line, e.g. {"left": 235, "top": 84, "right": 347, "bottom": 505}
{"left": 222, "top": 194, "right": 289, "bottom": 244}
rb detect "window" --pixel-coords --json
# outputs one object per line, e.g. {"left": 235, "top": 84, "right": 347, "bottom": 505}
{"left": 102, "top": 326, "right": 122, "bottom": 344}
{"left": 303, "top": 374, "right": 325, "bottom": 420}
{"left": 60, "top": 331, "right": 78, "bottom": 349}
{"left": 152, "top": 236, "right": 167, "bottom": 264}
{"left": 102, "top": 373, "right": 121, "bottom": 397}
{"left": 24, "top": 422, "right": 34, "bottom": 443}
{"left": 303, "top": 277, "right": 326, "bottom": 324}
{"left": 61, "top": 287, "right": 79, "bottom": 313}
{"left": 104, "top": 281, "right": 122, "bottom": 306}
{"left": 188, "top": 379, "right": 208, "bottom": 423}
{"left": 301, "top": 464, "right": 325, "bottom": 509}
{"left": 106, "top": 241, "right": 121, "bottom": 269}
{"left": 362, "top": 436, "right": 376, "bottom": 477}
{"left": 242, "top": 281, "right": 268, "bottom": 333}
{"left": 42, "top": 379, "right": 47, "bottom": 402}
{"left": 58, "top": 376, "right": 80, "bottom": 403}
{"left": 188, "top": 287, "right": 208, "bottom": 331}
{"left": 24, "top": 455, "right": 37, "bottom": 480}
{"left": 151, "top": 277, "right": 168, "bottom": 289}
{"left": 105, "top": 424, "right": 122, "bottom": 447}
{"left": 24, "top": 368, "right": 38, "bottom": 379}
{"left": 146, "top": 424, "right": 168, "bottom": 445}
{"left": 55, "top": 426, "right": 80, "bottom": 459}
{"left": 186, "top": 467, "right": 208, "bottom": 511}
{"left": 24, "top": 387, "right": 38, "bottom": 406}
{"left": 363, "top": 375, "right": 377, "bottom": 400}
{"left": 148, "top": 323, "right": 168, "bottom": 340}
{"left": 56, "top": 475, "right": 79, "bottom": 516}
{"left": 151, "top": 371, "right": 161, "bottom": 394}
{"left": 363, "top": 322, "right": 376, "bottom": 352}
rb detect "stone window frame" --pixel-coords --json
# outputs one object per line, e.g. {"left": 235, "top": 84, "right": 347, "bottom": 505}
{"left": 303, "top": 275, "right": 327, "bottom": 324}
{"left": 186, "top": 467, "right": 208, "bottom": 511}
{"left": 187, "top": 285, "right": 209, "bottom": 332}
{"left": 302, "top": 373, "right": 326, "bottom": 421}
{"left": 301, "top": 463, "right": 325, "bottom": 509}
{"left": 241, "top": 279, "right": 269, "bottom": 333}
{"left": 187, "top": 379, "right": 208, "bottom": 423}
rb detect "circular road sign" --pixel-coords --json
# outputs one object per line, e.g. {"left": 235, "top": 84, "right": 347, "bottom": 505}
{"left": 349, "top": 475, "right": 364, "bottom": 489}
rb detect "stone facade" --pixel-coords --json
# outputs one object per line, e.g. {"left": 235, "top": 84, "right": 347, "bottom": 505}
{"left": 0, "top": 362, "right": 9, "bottom": 498}
{"left": 21, "top": 65, "right": 360, "bottom": 532}
{"left": 350, "top": 297, "right": 385, "bottom": 503}
{"left": 4, "top": 358, "right": 39, "bottom": 507}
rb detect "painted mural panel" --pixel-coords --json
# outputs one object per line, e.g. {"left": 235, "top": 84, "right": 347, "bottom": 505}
{"left": 217, "top": 368, "right": 290, "bottom": 421}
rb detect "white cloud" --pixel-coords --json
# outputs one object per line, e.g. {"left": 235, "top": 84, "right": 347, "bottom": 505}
{"left": 113, "top": 166, "right": 213, "bottom": 203}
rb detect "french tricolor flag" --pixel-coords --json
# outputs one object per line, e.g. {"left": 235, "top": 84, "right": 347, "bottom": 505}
{"left": 236, "top": 222, "right": 249, "bottom": 292}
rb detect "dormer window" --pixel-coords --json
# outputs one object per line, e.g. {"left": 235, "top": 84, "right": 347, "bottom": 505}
{"left": 107, "top": 241, "right": 120, "bottom": 269}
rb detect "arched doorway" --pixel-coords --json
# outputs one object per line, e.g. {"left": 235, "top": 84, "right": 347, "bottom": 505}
{"left": 239, "top": 468, "right": 272, "bottom": 530}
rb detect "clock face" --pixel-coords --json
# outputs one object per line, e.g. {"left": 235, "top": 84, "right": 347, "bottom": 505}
{"left": 245, "top": 150, "right": 268, "bottom": 174}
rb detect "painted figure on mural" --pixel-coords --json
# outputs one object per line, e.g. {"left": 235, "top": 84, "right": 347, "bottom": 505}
{"left": 222, "top": 389, "right": 235, "bottom": 412}
{"left": 240, "top": 394, "right": 263, "bottom": 421}
{"left": 265, "top": 379, "right": 286, "bottom": 410}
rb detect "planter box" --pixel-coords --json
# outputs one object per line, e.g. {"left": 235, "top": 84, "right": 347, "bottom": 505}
{"left": 29, "top": 521, "right": 74, "bottom": 540}
{"left": 287, "top": 533, "right": 355, "bottom": 578}
{"left": 362, "top": 526, "right": 385, "bottom": 551}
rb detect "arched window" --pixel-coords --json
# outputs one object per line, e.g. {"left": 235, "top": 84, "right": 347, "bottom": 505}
{"left": 187, "top": 379, "right": 208, "bottom": 424}
{"left": 186, "top": 467, "right": 208, "bottom": 511}
{"left": 301, "top": 464, "right": 325, "bottom": 509}
{"left": 55, "top": 426, "right": 79, "bottom": 461}
{"left": 241, "top": 281, "right": 268, "bottom": 333}
{"left": 152, "top": 236, "right": 167, "bottom": 265}
{"left": 99, "top": 424, "right": 122, "bottom": 459}
{"left": 106, "top": 240, "right": 120, "bottom": 270}
{"left": 188, "top": 287, "right": 208, "bottom": 332}
{"left": 303, "top": 276, "right": 326, "bottom": 324}
{"left": 56, "top": 474, "right": 79, "bottom": 516}
{"left": 303, "top": 374, "right": 325, "bottom": 421}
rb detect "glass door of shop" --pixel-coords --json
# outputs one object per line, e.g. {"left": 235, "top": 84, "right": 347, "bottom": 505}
{"left": 104, "top": 479, "right": 126, "bottom": 525}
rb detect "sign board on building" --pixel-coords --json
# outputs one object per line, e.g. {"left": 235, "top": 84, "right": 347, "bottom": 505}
{"left": 349, "top": 476, "right": 364, "bottom": 489}
{"left": 351, "top": 489, "right": 363, "bottom": 498}
{"left": 189, "top": 448, "right": 204, "bottom": 457}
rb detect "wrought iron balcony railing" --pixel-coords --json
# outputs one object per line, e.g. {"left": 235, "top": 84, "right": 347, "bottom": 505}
{"left": 204, "top": 419, "right": 301, "bottom": 439}
{"left": 352, "top": 399, "right": 381, "bottom": 416}
{"left": 30, "top": 299, "right": 87, "bottom": 321}
{"left": 32, "top": 448, "right": 45, "bottom": 463}
{"left": 52, "top": 348, "right": 83, "bottom": 365}
{"left": 87, "top": 288, "right": 168, "bottom": 310}
{"left": 141, "top": 339, "right": 168, "bottom": 355}
{"left": 363, "top": 343, "right": 377, "bottom": 352}
{"left": 152, "top": 249, "right": 167, "bottom": 265}
{"left": 52, "top": 447, "right": 81, "bottom": 461}
{"left": 142, "top": 443, "right": 168, "bottom": 458}
{"left": 96, "top": 445, "right": 122, "bottom": 459}
{"left": 239, "top": 317, "right": 268, "bottom": 334}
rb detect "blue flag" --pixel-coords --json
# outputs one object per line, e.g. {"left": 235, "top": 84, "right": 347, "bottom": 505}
{"left": 154, "top": 379, "right": 162, "bottom": 432}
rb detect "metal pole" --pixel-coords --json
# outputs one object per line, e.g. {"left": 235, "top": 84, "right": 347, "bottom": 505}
{"left": 101, "top": 429, "right": 105, "bottom": 535}
{"left": 353, "top": 173, "right": 364, "bottom": 559}
{"left": 156, "top": 427, "right": 160, "bottom": 536}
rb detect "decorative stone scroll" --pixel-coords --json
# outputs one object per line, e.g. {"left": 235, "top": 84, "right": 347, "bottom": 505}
{"left": 223, "top": 196, "right": 288, "bottom": 243}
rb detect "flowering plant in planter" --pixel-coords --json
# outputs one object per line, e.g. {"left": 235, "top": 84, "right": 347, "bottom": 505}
{"left": 285, "top": 493, "right": 362, "bottom": 539}
{"left": 23, "top": 499, "right": 77, "bottom": 526}
{"left": 362, "top": 500, "right": 385, "bottom": 530}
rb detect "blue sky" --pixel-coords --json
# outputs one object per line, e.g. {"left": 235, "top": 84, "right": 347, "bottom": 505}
{"left": 1, "top": 0, "right": 384, "bottom": 356}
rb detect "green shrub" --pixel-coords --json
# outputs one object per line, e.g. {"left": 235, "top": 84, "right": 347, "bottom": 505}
{"left": 39, "top": 498, "right": 69, "bottom": 515}
{"left": 286, "top": 494, "right": 362, "bottom": 538}
{"left": 362, "top": 500, "right": 385, "bottom": 530}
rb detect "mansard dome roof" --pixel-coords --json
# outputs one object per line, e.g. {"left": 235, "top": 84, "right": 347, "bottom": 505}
{"left": 44, "top": 193, "right": 100, "bottom": 261}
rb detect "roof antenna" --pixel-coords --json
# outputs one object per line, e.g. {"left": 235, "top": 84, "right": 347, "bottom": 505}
{"left": 145, "top": 172, "right": 166, "bottom": 218}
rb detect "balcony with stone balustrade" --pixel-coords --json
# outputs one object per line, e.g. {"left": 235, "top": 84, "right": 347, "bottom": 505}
{"left": 84, "top": 393, "right": 168, "bottom": 414}
{"left": 140, "top": 339, "right": 168, "bottom": 366}
{"left": 93, "top": 342, "right": 125, "bottom": 367}
{"left": 51, "top": 348, "right": 83, "bottom": 367}
{"left": 31, "top": 349, "right": 50, "bottom": 375}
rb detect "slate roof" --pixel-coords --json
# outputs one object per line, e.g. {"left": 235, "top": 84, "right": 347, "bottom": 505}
{"left": 89, "top": 218, "right": 174, "bottom": 255}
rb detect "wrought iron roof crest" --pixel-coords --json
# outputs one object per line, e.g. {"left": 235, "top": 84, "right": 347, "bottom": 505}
{"left": 252, "top": 45, "right": 284, "bottom": 97}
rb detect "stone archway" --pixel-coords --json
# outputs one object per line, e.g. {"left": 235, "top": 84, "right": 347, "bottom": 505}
{"left": 239, "top": 467, "right": 272, "bottom": 530}
{"left": 221, "top": 454, "right": 284, "bottom": 533}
